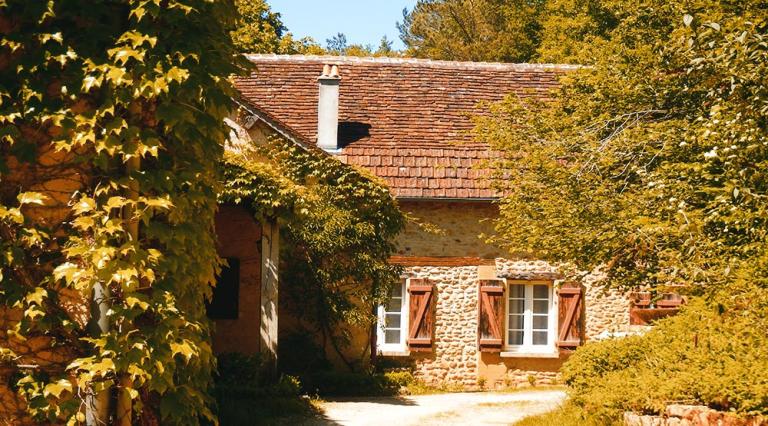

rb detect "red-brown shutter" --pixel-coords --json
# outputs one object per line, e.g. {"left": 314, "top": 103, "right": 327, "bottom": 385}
{"left": 477, "top": 279, "right": 505, "bottom": 352}
{"left": 557, "top": 282, "right": 584, "bottom": 349}
{"left": 407, "top": 279, "right": 435, "bottom": 352}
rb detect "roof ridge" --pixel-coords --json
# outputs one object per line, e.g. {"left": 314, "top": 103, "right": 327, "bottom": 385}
{"left": 244, "top": 53, "right": 583, "bottom": 72}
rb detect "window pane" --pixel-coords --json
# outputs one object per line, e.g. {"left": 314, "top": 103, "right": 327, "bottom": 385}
{"left": 533, "top": 300, "right": 549, "bottom": 314}
{"left": 386, "top": 297, "right": 402, "bottom": 312}
{"left": 385, "top": 313, "right": 401, "bottom": 328}
{"left": 508, "top": 314, "right": 524, "bottom": 330}
{"left": 532, "top": 331, "right": 548, "bottom": 345}
{"left": 508, "top": 330, "right": 524, "bottom": 345}
{"left": 508, "top": 298, "right": 524, "bottom": 314}
{"left": 385, "top": 329, "right": 401, "bottom": 344}
{"left": 509, "top": 285, "right": 525, "bottom": 298}
{"left": 391, "top": 284, "right": 403, "bottom": 297}
{"left": 533, "top": 315, "right": 548, "bottom": 330}
{"left": 533, "top": 285, "right": 549, "bottom": 299}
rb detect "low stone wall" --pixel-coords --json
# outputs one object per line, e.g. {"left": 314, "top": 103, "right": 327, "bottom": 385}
{"left": 624, "top": 405, "right": 766, "bottom": 426}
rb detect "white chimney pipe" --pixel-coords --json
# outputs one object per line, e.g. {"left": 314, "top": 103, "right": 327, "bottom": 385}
{"left": 317, "top": 64, "right": 341, "bottom": 153}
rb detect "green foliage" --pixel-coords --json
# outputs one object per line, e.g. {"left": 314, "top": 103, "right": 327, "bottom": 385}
{"left": 513, "top": 402, "right": 620, "bottom": 426}
{"left": 398, "top": 0, "right": 545, "bottom": 62}
{"left": 563, "top": 286, "right": 768, "bottom": 420}
{"left": 535, "top": 0, "right": 620, "bottom": 63}
{"left": 278, "top": 332, "right": 333, "bottom": 377}
{"left": 230, "top": 0, "right": 325, "bottom": 55}
{"left": 214, "top": 353, "right": 316, "bottom": 425}
{"left": 299, "top": 368, "right": 422, "bottom": 397}
{"left": 0, "top": 0, "right": 247, "bottom": 423}
{"left": 325, "top": 32, "right": 402, "bottom": 57}
{"left": 476, "top": 0, "right": 768, "bottom": 293}
{"left": 221, "top": 137, "right": 405, "bottom": 369}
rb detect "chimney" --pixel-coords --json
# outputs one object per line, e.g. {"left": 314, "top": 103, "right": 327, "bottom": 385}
{"left": 317, "top": 64, "right": 341, "bottom": 153}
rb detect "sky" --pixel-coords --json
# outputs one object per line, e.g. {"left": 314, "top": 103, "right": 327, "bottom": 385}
{"left": 269, "top": 0, "right": 419, "bottom": 50}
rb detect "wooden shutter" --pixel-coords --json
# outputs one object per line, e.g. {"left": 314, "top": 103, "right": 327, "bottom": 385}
{"left": 407, "top": 279, "right": 435, "bottom": 352}
{"left": 557, "top": 282, "right": 584, "bottom": 349}
{"left": 477, "top": 279, "right": 505, "bottom": 352}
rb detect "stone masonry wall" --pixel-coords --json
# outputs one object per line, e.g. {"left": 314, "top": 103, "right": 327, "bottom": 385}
{"left": 399, "top": 259, "right": 631, "bottom": 389}
{"left": 404, "top": 266, "right": 479, "bottom": 388}
{"left": 389, "top": 201, "right": 632, "bottom": 389}
{"left": 396, "top": 201, "right": 506, "bottom": 259}
{"left": 584, "top": 272, "right": 631, "bottom": 340}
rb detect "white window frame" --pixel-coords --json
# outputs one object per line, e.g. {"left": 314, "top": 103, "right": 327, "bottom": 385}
{"left": 376, "top": 279, "right": 410, "bottom": 353}
{"left": 503, "top": 280, "right": 558, "bottom": 356}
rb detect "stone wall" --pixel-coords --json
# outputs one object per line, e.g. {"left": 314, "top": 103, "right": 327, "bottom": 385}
{"left": 212, "top": 205, "right": 263, "bottom": 355}
{"left": 584, "top": 272, "right": 631, "bottom": 340}
{"left": 396, "top": 201, "right": 506, "bottom": 258}
{"left": 404, "top": 266, "right": 480, "bottom": 388}
{"left": 384, "top": 259, "right": 631, "bottom": 389}
{"left": 625, "top": 405, "right": 766, "bottom": 426}
{"left": 382, "top": 201, "right": 633, "bottom": 389}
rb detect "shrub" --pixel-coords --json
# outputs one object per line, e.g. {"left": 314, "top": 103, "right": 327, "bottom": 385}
{"left": 214, "top": 353, "right": 313, "bottom": 425}
{"left": 563, "top": 288, "right": 768, "bottom": 421}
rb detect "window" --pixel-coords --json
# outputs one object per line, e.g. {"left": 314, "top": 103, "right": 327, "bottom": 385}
{"left": 377, "top": 280, "right": 409, "bottom": 352}
{"left": 505, "top": 282, "right": 556, "bottom": 353}
{"left": 206, "top": 257, "right": 240, "bottom": 320}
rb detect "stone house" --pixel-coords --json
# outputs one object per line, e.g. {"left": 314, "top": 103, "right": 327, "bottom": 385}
{"left": 228, "top": 54, "right": 639, "bottom": 389}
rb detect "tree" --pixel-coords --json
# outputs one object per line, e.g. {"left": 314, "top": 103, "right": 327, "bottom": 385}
{"left": 326, "top": 32, "right": 349, "bottom": 54}
{"left": 1, "top": 0, "right": 247, "bottom": 423}
{"left": 535, "top": 0, "right": 620, "bottom": 63}
{"left": 475, "top": 0, "right": 768, "bottom": 293}
{"left": 324, "top": 33, "right": 401, "bottom": 57}
{"left": 231, "top": 0, "right": 325, "bottom": 54}
{"left": 398, "top": 0, "right": 546, "bottom": 62}
{"left": 230, "top": 0, "right": 288, "bottom": 53}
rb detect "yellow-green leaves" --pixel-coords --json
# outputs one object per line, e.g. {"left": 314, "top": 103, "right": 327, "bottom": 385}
{"left": 17, "top": 192, "right": 48, "bottom": 206}
{"left": 171, "top": 340, "right": 197, "bottom": 362}
{"left": 43, "top": 380, "right": 73, "bottom": 399}
{"left": 2, "top": 0, "right": 245, "bottom": 422}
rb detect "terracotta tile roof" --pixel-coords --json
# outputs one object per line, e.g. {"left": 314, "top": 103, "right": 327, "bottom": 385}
{"left": 235, "top": 54, "right": 575, "bottom": 199}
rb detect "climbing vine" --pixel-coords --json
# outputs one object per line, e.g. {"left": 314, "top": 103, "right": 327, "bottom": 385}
{"left": 221, "top": 137, "right": 405, "bottom": 369}
{"left": 1, "top": 1, "right": 247, "bottom": 424}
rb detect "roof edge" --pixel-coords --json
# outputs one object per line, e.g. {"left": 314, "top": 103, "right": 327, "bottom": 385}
{"left": 243, "top": 54, "right": 583, "bottom": 72}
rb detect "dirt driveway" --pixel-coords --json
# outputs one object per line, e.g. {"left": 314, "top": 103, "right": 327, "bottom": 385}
{"left": 307, "top": 389, "right": 566, "bottom": 426}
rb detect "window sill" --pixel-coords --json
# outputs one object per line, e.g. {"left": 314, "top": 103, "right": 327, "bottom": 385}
{"left": 378, "top": 350, "right": 411, "bottom": 357}
{"left": 500, "top": 351, "right": 560, "bottom": 359}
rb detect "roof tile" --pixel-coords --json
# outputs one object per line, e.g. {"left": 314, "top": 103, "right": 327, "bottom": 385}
{"left": 236, "top": 55, "right": 569, "bottom": 199}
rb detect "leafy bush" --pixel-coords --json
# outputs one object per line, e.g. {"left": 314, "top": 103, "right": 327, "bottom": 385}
{"left": 563, "top": 288, "right": 768, "bottom": 421}
{"left": 514, "top": 402, "right": 621, "bottom": 426}
{"left": 384, "top": 370, "right": 417, "bottom": 388}
{"left": 214, "top": 353, "right": 313, "bottom": 425}
{"left": 300, "top": 370, "right": 398, "bottom": 396}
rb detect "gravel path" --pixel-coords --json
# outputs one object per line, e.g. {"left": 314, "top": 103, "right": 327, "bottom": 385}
{"left": 307, "top": 389, "right": 566, "bottom": 426}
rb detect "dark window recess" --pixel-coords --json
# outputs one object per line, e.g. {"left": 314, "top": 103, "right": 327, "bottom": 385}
{"left": 207, "top": 258, "right": 240, "bottom": 320}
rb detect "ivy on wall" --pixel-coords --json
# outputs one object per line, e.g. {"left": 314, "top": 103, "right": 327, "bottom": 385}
{"left": 221, "top": 137, "right": 405, "bottom": 369}
{"left": 1, "top": 1, "right": 247, "bottom": 424}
